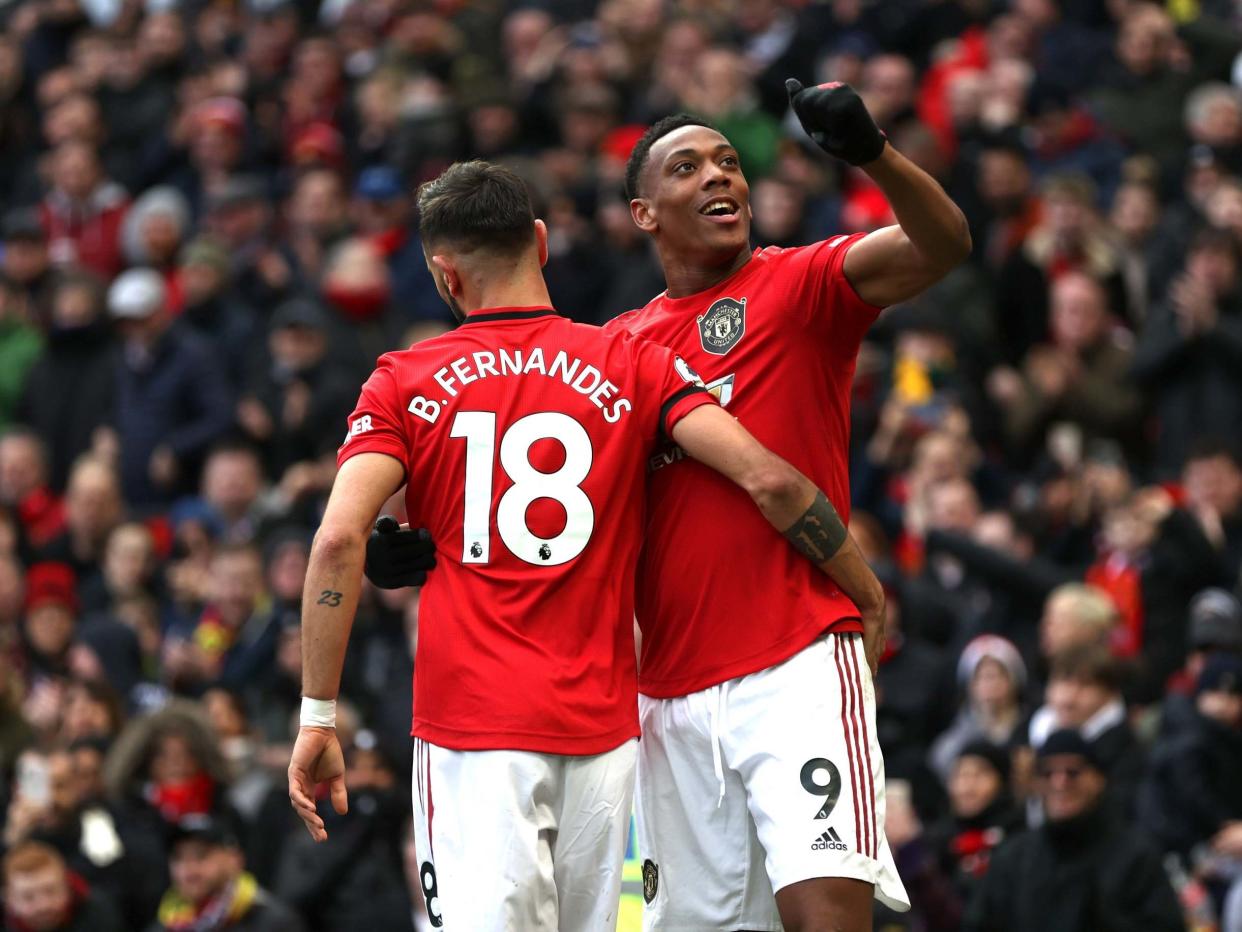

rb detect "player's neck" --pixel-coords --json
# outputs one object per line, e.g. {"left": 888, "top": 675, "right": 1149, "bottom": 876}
{"left": 659, "top": 245, "right": 752, "bottom": 299}
{"left": 460, "top": 277, "right": 554, "bottom": 317}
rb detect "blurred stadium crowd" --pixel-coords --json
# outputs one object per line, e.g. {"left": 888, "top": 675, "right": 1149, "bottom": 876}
{"left": 2, "top": 0, "right": 1242, "bottom": 929}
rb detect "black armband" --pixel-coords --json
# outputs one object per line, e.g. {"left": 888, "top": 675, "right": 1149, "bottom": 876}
{"left": 783, "top": 490, "right": 848, "bottom": 563}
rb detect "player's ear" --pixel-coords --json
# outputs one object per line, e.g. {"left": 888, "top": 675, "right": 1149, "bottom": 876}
{"left": 631, "top": 197, "right": 657, "bottom": 234}
{"left": 533, "top": 219, "right": 549, "bottom": 268}
{"left": 430, "top": 254, "right": 461, "bottom": 297}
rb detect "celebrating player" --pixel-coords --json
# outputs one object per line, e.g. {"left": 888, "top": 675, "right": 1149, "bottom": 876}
{"left": 369, "top": 81, "right": 971, "bottom": 931}
{"left": 287, "top": 161, "right": 887, "bottom": 931}
{"left": 603, "top": 81, "right": 970, "bottom": 932}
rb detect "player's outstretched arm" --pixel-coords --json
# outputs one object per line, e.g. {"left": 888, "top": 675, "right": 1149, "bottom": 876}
{"left": 786, "top": 79, "right": 971, "bottom": 308}
{"left": 289, "top": 452, "right": 405, "bottom": 842}
{"left": 670, "top": 405, "right": 885, "bottom": 673}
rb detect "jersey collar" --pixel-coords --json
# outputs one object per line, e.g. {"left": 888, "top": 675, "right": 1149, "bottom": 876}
{"left": 459, "top": 306, "right": 558, "bottom": 326}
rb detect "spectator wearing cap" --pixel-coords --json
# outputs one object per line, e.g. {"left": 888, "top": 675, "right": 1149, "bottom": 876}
{"left": 1162, "top": 588, "right": 1242, "bottom": 733}
{"left": 1142, "top": 654, "right": 1242, "bottom": 864}
{"left": 965, "top": 728, "right": 1183, "bottom": 932}
{"left": 1134, "top": 228, "right": 1242, "bottom": 478}
{"left": 202, "top": 176, "right": 295, "bottom": 317}
{"left": 931, "top": 635, "right": 1028, "bottom": 781}
{"left": 2, "top": 840, "right": 124, "bottom": 932}
{"left": 1, "top": 210, "right": 58, "bottom": 325}
{"left": 121, "top": 188, "right": 192, "bottom": 314}
{"left": 108, "top": 268, "right": 232, "bottom": 509}
{"left": 148, "top": 815, "right": 304, "bottom": 932}
{"left": 19, "top": 562, "right": 79, "bottom": 688}
{"left": 237, "top": 298, "right": 358, "bottom": 484}
{"left": 1027, "top": 645, "right": 1146, "bottom": 816}
{"left": 37, "top": 141, "right": 129, "bottom": 280}
{"left": 992, "top": 271, "right": 1143, "bottom": 466}
{"left": 925, "top": 740, "right": 1025, "bottom": 906}
{"left": 175, "top": 99, "right": 250, "bottom": 220}
{"left": 352, "top": 166, "right": 447, "bottom": 325}
{"left": 176, "top": 238, "right": 257, "bottom": 392}
{"left": 17, "top": 273, "right": 117, "bottom": 490}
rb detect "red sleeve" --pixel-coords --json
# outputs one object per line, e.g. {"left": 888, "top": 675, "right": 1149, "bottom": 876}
{"left": 631, "top": 338, "right": 717, "bottom": 438}
{"left": 792, "top": 234, "right": 884, "bottom": 352}
{"left": 336, "top": 355, "right": 410, "bottom": 479}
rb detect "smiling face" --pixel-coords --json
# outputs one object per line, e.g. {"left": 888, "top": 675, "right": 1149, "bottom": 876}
{"left": 631, "top": 125, "right": 752, "bottom": 270}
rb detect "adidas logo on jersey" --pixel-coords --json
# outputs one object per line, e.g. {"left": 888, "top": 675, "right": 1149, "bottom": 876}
{"left": 811, "top": 827, "right": 848, "bottom": 852}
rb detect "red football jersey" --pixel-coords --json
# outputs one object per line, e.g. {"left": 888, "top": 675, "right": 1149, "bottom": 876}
{"left": 604, "top": 235, "right": 881, "bottom": 698}
{"left": 338, "top": 307, "right": 714, "bottom": 754}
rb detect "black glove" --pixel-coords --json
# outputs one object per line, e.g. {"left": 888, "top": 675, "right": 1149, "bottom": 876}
{"left": 364, "top": 515, "right": 436, "bottom": 589}
{"left": 785, "top": 78, "right": 886, "bottom": 166}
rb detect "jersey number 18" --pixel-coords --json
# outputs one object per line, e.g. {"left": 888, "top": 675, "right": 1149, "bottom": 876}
{"left": 450, "top": 411, "right": 595, "bottom": 567}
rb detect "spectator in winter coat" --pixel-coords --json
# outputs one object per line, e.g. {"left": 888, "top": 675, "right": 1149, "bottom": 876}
{"left": 1161, "top": 588, "right": 1242, "bottom": 734}
{"left": 237, "top": 300, "right": 358, "bottom": 481}
{"left": 175, "top": 237, "right": 257, "bottom": 393}
{"left": 106, "top": 269, "right": 232, "bottom": 509}
{"left": 1141, "top": 653, "right": 1242, "bottom": 861}
{"left": 1133, "top": 228, "right": 1242, "bottom": 477}
{"left": 0, "top": 211, "right": 58, "bottom": 327}
{"left": 17, "top": 273, "right": 116, "bottom": 491}
{"left": 147, "top": 815, "right": 303, "bottom": 932}
{"left": 964, "top": 729, "right": 1183, "bottom": 932}
{"left": 926, "top": 740, "right": 1026, "bottom": 906}
{"left": 2, "top": 840, "right": 123, "bottom": 932}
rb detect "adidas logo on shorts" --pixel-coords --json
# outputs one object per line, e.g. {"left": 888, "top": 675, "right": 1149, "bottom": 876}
{"left": 811, "top": 827, "right": 849, "bottom": 852}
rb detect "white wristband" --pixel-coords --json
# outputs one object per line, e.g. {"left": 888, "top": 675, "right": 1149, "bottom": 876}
{"left": 300, "top": 697, "right": 337, "bottom": 728}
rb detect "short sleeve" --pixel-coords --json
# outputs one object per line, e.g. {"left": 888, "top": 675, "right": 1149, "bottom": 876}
{"left": 336, "top": 355, "right": 410, "bottom": 478}
{"left": 631, "top": 339, "right": 717, "bottom": 439}
{"left": 794, "top": 233, "right": 884, "bottom": 351}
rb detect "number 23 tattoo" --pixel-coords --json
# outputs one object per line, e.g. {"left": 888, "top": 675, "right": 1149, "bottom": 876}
{"left": 317, "top": 590, "right": 343, "bottom": 607}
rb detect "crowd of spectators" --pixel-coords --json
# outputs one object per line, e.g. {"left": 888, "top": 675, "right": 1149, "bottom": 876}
{"left": 2, "top": 0, "right": 1242, "bottom": 929}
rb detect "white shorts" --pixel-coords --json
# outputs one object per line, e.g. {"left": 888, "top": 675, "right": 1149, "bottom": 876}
{"left": 635, "top": 632, "right": 909, "bottom": 931}
{"left": 412, "top": 737, "right": 637, "bottom": 931}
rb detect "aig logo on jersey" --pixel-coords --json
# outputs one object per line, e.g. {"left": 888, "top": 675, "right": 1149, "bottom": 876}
{"left": 697, "top": 297, "right": 746, "bottom": 355}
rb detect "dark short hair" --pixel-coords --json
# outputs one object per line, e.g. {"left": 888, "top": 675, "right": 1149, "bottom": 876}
{"left": 1049, "top": 645, "right": 1124, "bottom": 692}
{"left": 1185, "top": 436, "right": 1242, "bottom": 469}
{"left": 624, "top": 113, "right": 720, "bottom": 201}
{"left": 416, "top": 161, "right": 536, "bottom": 256}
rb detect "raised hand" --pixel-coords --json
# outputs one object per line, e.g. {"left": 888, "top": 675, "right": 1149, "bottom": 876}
{"left": 785, "top": 78, "right": 886, "bottom": 167}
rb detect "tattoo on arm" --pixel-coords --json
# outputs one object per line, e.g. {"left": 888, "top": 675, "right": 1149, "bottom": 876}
{"left": 317, "top": 590, "right": 343, "bottom": 607}
{"left": 783, "top": 490, "right": 848, "bottom": 563}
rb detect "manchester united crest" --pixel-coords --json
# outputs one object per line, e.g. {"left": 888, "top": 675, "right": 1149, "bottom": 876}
{"left": 697, "top": 297, "right": 746, "bottom": 355}
{"left": 642, "top": 859, "right": 659, "bottom": 904}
